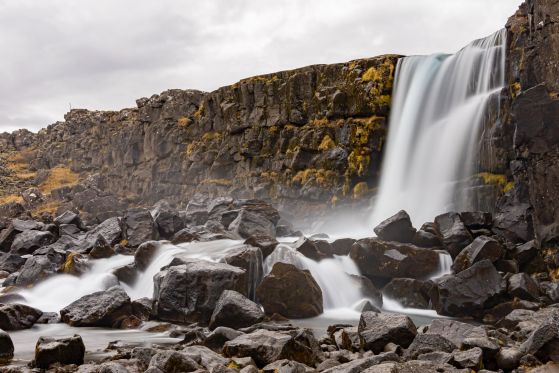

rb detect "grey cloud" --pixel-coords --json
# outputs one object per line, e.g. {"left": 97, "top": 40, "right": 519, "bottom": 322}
{"left": 0, "top": 0, "right": 520, "bottom": 132}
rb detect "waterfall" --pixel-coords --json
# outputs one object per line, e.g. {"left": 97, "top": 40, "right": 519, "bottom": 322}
{"left": 370, "top": 29, "right": 506, "bottom": 226}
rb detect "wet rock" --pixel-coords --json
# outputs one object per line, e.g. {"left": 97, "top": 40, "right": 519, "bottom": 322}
{"left": 54, "top": 211, "right": 83, "bottom": 228}
{"left": 496, "top": 347, "right": 523, "bottom": 371}
{"left": 382, "top": 278, "right": 434, "bottom": 309}
{"left": 209, "top": 290, "right": 264, "bottom": 330}
{"left": 171, "top": 227, "right": 199, "bottom": 244}
{"left": 10, "top": 230, "right": 55, "bottom": 255}
{"left": 123, "top": 208, "right": 159, "bottom": 247}
{"left": 512, "top": 240, "right": 538, "bottom": 265}
{"left": 223, "top": 328, "right": 322, "bottom": 367}
{"left": 374, "top": 210, "right": 416, "bottom": 243}
{"left": 425, "top": 319, "right": 487, "bottom": 349}
{"left": 350, "top": 238, "right": 440, "bottom": 279}
{"left": 0, "top": 330, "right": 13, "bottom": 363}
{"left": 495, "top": 259, "right": 519, "bottom": 274}
{"left": 220, "top": 245, "right": 263, "bottom": 300}
{"left": 204, "top": 326, "right": 244, "bottom": 352}
{"left": 452, "top": 236, "right": 504, "bottom": 273}
{"left": 134, "top": 241, "right": 161, "bottom": 271}
{"left": 152, "top": 203, "right": 186, "bottom": 239}
{"left": 33, "top": 334, "right": 85, "bottom": 369}
{"left": 331, "top": 238, "right": 356, "bottom": 255}
{"left": 256, "top": 262, "right": 323, "bottom": 318}
{"left": 412, "top": 223, "right": 444, "bottom": 248}
{"left": 113, "top": 263, "right": 137, "bottom": 285}
{"left": 82, "top": 217, "right": 123, "bottom": 251}
{"left": 243, "top": 234, "right": 278, "bottom": 259}
{"left": 36, "top": 312, "right": 60, "bottom": 324}
{"left": 358, "top": 311, "right": 417, "bottom": 353}
{"left": 0, "top": 253, "right": 26, "bottom": 274}
{"left": 434, "top": 212, "right": 473, "bottom": 258}
{"left": 183, "top": 345, "right": 229, "bottom": 370}
{"left": 433, "top": 260, "right": 506, "bottom": 317}
{"left": 404, "top": 334, "right": 455, "bottom": 360}
{"left": 460, "top": 211, "right": 492, "bottom": 230}
{"left": 153, "top": 260, "right": 245, "bottom": 324}
{"left": 349, "top": 275, "right": 383, "bottom": 308}
{"left": 493, "top": 203, "right": 533, "bottom": 243}
{"left": 148, "top": 350, "right": 202, "bottom": 373}
{"left": 89, "top": 236, "right": 115, "bottom": 259}
{"left": 520, "top": 310, "right": 559, "bottom": 362}
{"left": 452, "top": 347, "right": 483, "bottom": 370}
{"left": 229, "top": 210, "right": 276, "bottom": 239}
{"left": 262, "top": 359, "right": 309, "bottom": 373}
{"left": 15, "top": 248, "right": 65, "bottom": 286}
{"left": 417, "top": 351, "right": 453, "bottom": 365}
{"left": 321, "top": 352, "right": 400, "bottom": 373}
{"left": 60, "top": 285, "right": 132, "bottom": 327}
{"left": 293, "top": 237, "right": 330, "bottom": 261}
{"left": 508, "top": 272, "right": 540, "bottom": 301}
{"left": 0, "top": 303, "right": 42, "bottom": 330}
{"left": 332, "top": 326, "right": 360, "bottom": 352}
{"left": 59, "top": 224, "right": 81, "bottom": 237}
{"left": 131, "top": 298, "right": 153, "bottom": 321}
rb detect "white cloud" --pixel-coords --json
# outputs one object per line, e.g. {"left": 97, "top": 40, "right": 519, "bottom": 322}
{"left": 0, "top": 0, "right": 520, "bottom": 132}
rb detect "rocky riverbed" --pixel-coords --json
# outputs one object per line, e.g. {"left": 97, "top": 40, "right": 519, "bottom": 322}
{"left": 0, "top": 197, "right": 555, "bottom": 372}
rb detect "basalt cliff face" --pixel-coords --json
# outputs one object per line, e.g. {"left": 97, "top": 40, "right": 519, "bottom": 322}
{"left": 0, "top": 56, "right": 398, "bottom": 222}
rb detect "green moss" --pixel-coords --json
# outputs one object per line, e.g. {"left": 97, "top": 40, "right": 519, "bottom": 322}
{"left": 352, "top": 182, "right": 369, "bottom": 199}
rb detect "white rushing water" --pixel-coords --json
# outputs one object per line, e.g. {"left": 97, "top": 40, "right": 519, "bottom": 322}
{"left": 370, "top": 29, "right": 506, "bottom": 227}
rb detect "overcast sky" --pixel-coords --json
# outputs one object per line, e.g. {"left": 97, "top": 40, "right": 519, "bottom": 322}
{"left": 0, "top": 0, "right": 520, "bottom": 133}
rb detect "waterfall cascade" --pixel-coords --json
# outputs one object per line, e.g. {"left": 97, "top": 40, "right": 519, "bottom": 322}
{"left": 370, "top": 29, "right": 506, "bottom": 226}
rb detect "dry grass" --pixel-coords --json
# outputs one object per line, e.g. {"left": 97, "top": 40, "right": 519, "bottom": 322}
{"left": 39, "top": 166, "right": 79, "bottom": 195}
{"left": 0, "top": 194, "right": 23, "bottom": 205}
{"left": 32, "top": 200, "right": 61, "bottom": 215}
{"left": 5, "top": 151, "right": 37, "bottom": 181}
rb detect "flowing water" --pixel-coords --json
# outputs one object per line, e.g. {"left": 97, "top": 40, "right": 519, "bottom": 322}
{"left": 370, "top": 29, "right": 506, "bottom": 227}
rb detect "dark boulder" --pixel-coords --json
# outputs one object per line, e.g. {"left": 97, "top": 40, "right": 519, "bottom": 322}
{"left": 123, "top": 208, "right": 159, "bottom": 247}
{"left": 223, "top": 328, "right": 322, "bottom": 367}
{"left": 452, "top": 236, "right": 503, "bottom": 273}
{"left": 383, "top": 278, "right": 434, "bottom": 309}
{"left": 425, "top": 319, "right": 488, "bottom": 349}
{"left": 508, "top": 273, "right": 540, "bottom": 301}
{"left": 171, "top": 227, "right": 200, "bottom": 244}
{"left": 0, "top": 253, "right": 26, "bottom": 274}
{"left": 452, "top": 347, "right": 483, "bottom": 370}
{"left": 228, "top": 210, "right": 276, "bottom": 239}
{"left": 434, "top": 212, "right": 473, "bottom": 258}
{"left": 520, "top": 310, "right": 559, "bottom": 362}
{"left": 243, "top": 234, "right": 278, "bottom": 259}
{"left": 460, "top": 211, "right": 492, "bottom": 230}
{"left": 209, "top": 290, "right": 264, "bottom": 330}
{"left": 350, "top": 238, "right": 440, "bottom": 279}
{"left": 153, "top": 260, "right": 245, "bottom": 324}
{"left": 349, "top": 274, "right": 383, "bottom": 308}
{"left": 54, "top": 211, "right": 83, "bottom": 228}
{"left": 15, "top": 247, "right": 66, "bottom": 286}
{"left": 60, "top": 286, "right": 132, "bottom": 327}
{"left": 512, "top": 240, "right": 538, "bottom": 266}
{"left": 256, "top": 262, "right": 323, "bottom": 318}
{"left": 374, "top": 210, "right": 416, "bottom": 243}
{"left": 152, "top": 202, "right": 186, "bottom": 239}
{"left": 496, "top": 347, "right": 523, "bottom": 371}
{"left": 0, "top": 330, "right": 13, "bottom": 363}
{"left": 357, "top": 311, "right": 417, "bottom": 353}
{"left": 134, "top": 241, "right": 161, "bottom": 271}
{"left": 10, "top": 230, "right": 56, "bottom": 255}
{"left": 0, "top": 303, "right": 42, "bottom": 330}
{"left": 432, "top": 260, "right": 506, "bottom": 317}
{"left": 493, "top": 203, "right": 533, "bottom": 243}
{"left": 404, "top": 334, "right": 455, "bottom": 360}
{"left": 89, "top": 236, "right": 115, "bottom": 259}
{"left": 293, "top": 237, "right": 330, "bottom": 261}
{"left": 147, "top": 351, "right": 202, "bottom": 373}
{"left": 81, "top": 217, "right": 123, "bottom": 251}
{"left": 33, "top": 334, "right": 85, "bottom": 369}
{"left": 204, "top": 326, "right": 244, "bottom": 352}
{"left": 220, "top": 245, "right": 263, "bottom": 300}
{"left": 412, "top": 223, "right": 444, "bottom": 248}
{"left": 331, "top": 238, "right": 356, "bottom": 255}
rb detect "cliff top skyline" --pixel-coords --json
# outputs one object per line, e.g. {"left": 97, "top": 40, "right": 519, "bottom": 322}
{"left": 2, "top": 0, "right": 518, "bottom": 133}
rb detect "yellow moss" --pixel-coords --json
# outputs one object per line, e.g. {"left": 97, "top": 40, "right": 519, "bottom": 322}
{"left": 193, "top": 104, "right": 205, "bottom": 120}
{"left": 311, "top": 118, "right": 330, "bottom": 126}
{"left": 478, "top": 172, "right": 512, "bottom": 193}
{"left": 362, "top": 67, "right": 380, "bottom": 82}
{"left": 347, "top": 150, "right": 371, "bottom": 177}
{"left": 0, "top": 195, "right": 23, "bottom": 205}
{"left": 318, "top": 135, "right": 335, "bottom": 151}
{"left": 40, "top": 166, "right": 79, "bottom": 195}
{"left": 353, "top": 182, "right": 369, "bottom": 199}
{"left": 120, "top": 239, "right": 129, "bottom": 247}
{"left": 269, "top": 125, "right": 279, "bottom": 135}
{"left": 331, "top": 195, "right": 338, "bottom": 207}
{"left": 504, "top": 182, "right": 515, "bottom": 193}
{"left": 511, "top": 82, "right": 522, "bottom": 98}
{"left": 177, "top": 117, "right": 192, "bottom": 127}
{"left": 202, "top": 132, "right": 222, "bottom": 142}
{"left": 292, "top": 169, "right": 338, "bottom": 188}
{"left": 551, "top": 268, "right": 559, "bottom": 281}
{"left": 60, "top": 252, "right": 79, "bottom": 274}
{"left": 201, "top": 178, "right": 233, "bottom": 186}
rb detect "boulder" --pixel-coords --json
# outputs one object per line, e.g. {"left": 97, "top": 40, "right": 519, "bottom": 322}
{"left": 153, "top": 260, "right": 245, "bottom": 324}
{"left": 508, "top": 273, "right": 540, "bottom": 301}
{"left": 382, "top": 278, "right": 434, "bottom": 309}
{"left": 292, "top": 237, "right": 331, "bottom": 261}
{"left": 220, "top": 245, "right": 263, "bottom": 300}
{"left": 33, "top": 334, "right": 85, "bottom": 369}
{"left": 256, "top": 262, "right": 323, "bottom": 318}
{"left": 0, "top": 303, "right": 42, "bottom": 330}
{"left": 209, "top": 290, "right": 264, "bottom": 330}
{"left": 148, "top": 351, "right": 202, "bottom": 373}
{"left": 134, "top": 241, "right": 161, "bottom": 271}
{"left": 520, "top": 310, "right": 559, "bottom": 362}
{"left": 452, "top": 347, "right": 483, "bottom": 370}
{"left": 204, "top": 326, "right": 244, "bottom": 352}
{"left": 452, "top": 236, "right": 503, "bottom": 273}
{"left": 331, "top": 238, "right": 356, "bottom": 255}
{"left": 171, "top": 227, "right": 200, "bottom": 244}
{"left": 223, "top": 328, "right": 322, "bottom": 367}
{"left": 374, "top": 210, "right": 416, "bottom": 243}
{"left": 460, "top": 212, "right": 492, "bottom": 230}
{"left": 0, "top": 330, "right": 13, "bottom": 363}
{"left": 425, "top": 319, "right": 488, "bottom": 349}
{"left": 432, "top": 260, "right": 506, "bottom": 317}
{"left": 89, "top": 236, "right": 115, "bottom": 259}
{"left": 358, "top": 311, "right": 417, "bottom": 353}
{"left": 412, "top": 223, "right": 444, "bottom": 248}
{"left": 434, "top": 212, "right": 473, "bottom": 258}
{"left": 243, "top": 234, "right": 278, "bottom": 259}
{"left": 61, "top": 252, "right": 90, "bottom": 276}
{"left": 262, "top": 359, "right": 309, "bottom": 373}
{"left": 10, "top": 230, "right": 56, "bottom": 255}
{"left": 0, "top": 253, "right": 26, "bottom": 273}
{"left": 152, "top": 203, "right": 186, "bottom": 239}
{"left": 496, "top": 347, "right": 523, "bottom": 371}
{"left": 15, "top": 248, "right": 66, "bottom": 286}
{"left": 493, "top": 203, "right": 533, "bottom": 243}
{"left": 123, "top": 208, "right": 159, "bottom": 247}
{"left": 81, "top": 217, "right": 123, "bottom": 251}
{"left": 228, "top": 210, "right": 276, "bottom": 239}
{"left": 349, "top": 274, "right": 383, "bottom": 307}
{"left": 182, "top": 345, "right": 229, "bottom": 371}
{"left": 513, "top": 240, "right": 538, "bottom": 266}
{"left": 350, "top": 238, "right": 440, "bottom": 279}
{"left": 403, "top": 334, "right": 455, "bottom": 360}
{"left": 0, "top": 219, "right": 42, "bottom": 252}
{"left": 60, "top": 286, "right": 132, "bottom": 327}
{"left": 321, "top": 352, "right": 399, "bottom": 373}
{"left": 54, "top": 211, "right": 83, "bottom": 227}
